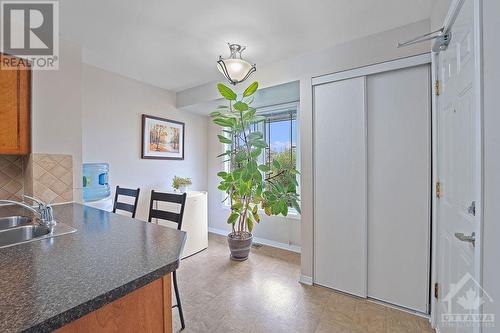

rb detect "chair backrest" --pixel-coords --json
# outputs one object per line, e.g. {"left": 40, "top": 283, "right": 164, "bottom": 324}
{"left": 112, "top": 186, "right": 141, "bottom": 218}
{"left": 148, "top": 190, "right": 187, "bottom": 230}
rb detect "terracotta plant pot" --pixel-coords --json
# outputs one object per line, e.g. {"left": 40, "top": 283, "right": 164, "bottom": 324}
{"left": 227, "top": 232, "right": 253, "bottom": 261}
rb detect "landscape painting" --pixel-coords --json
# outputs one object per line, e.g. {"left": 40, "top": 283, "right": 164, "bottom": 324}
{"left": 141, "top": 115, "right": 185, "bottom": 160}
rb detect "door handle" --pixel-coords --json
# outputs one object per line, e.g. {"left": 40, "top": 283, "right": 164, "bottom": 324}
{"left": 454, "top": 232, "right": 475, "bottom": 247}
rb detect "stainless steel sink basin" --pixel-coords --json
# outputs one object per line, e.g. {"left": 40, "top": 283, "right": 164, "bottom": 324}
{"left": 0, "top": 225, "right": 50, "bottom": 247}
{"left": 0, "top": 223, "right": 77, "bottom": 249}
{"left": 0, "top": 216, "right": 32, "bottom": 230}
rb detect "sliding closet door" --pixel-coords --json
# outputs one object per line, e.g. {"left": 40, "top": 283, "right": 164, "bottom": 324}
{"left": 314, "top": 77, "right": 367, "bottom": 297}
{"left": 367, "top": 65, "right": 430, "bottom": 312}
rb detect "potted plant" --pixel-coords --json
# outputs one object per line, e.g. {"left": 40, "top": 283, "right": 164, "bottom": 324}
{"left": 210, "top": 81, "right": 300, "bottom": 261}
{"left": 172, "top": 176, "right": 192, "bottom": 193}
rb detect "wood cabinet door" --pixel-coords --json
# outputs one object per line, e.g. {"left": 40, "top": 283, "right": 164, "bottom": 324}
{"left": 55, "top": 274, "right": 173, "bottom": 333}
{"left": 0, "top": 54, "right": 31, "bottom": 155}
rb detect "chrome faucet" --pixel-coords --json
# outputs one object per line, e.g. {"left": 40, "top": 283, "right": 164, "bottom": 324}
{"left": 0, "top": 195, "right": 56, "bottom": 227}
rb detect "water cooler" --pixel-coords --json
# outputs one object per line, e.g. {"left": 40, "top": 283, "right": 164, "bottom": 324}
{"left": 82, "top": 163, "right": 113, "bottom": 211}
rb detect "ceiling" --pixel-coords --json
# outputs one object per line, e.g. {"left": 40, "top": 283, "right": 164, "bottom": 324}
{"left": 60, "top": 0, "right": 435, "bottom": 92}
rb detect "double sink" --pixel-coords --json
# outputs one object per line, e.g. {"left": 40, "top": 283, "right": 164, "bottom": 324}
{"left": 0, "top": 215, "right": 76, "bottom": 249}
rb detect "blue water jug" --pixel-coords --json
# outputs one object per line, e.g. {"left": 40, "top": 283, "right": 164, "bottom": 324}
{"left": 82, "top": 163, "right": 110, "bottom": 202}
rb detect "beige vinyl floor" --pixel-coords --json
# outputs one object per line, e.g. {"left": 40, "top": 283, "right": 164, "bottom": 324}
{"left": 174, "top": 233, "right": 435, "bottom": 333}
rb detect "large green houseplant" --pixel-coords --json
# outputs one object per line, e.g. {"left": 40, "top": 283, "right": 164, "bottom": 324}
{"left": 210, "top": 81, "right": 300, "bottom": 260}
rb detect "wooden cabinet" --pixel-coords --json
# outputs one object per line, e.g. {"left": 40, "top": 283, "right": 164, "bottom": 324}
{"left": 0, "top": 54, "right": 31, "bottom": 155}
{"left": 56, "top": 274, "right": 173, "bottom": 333}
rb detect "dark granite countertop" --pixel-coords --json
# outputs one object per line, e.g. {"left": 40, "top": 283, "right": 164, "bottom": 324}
{"left": 0, "top": 203, "right": 186, "bottom": 333}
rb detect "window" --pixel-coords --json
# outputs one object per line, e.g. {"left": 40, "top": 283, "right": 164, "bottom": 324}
{"left": 261, "top": 111, "right": 297, "bottom": 172}
{"left": 223, "top": 102, "right": 300, "bottom": 212}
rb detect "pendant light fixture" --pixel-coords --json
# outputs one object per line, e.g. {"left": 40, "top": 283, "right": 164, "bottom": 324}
{"left": 217, "top": 43, "right": 256, "bottom": 85}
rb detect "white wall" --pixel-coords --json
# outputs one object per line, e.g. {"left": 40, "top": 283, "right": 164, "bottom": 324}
{"left": 430, "top": 0, "right": 452, "bottom": 30}
{"left": 178, "top": 20, "right": 431, "bottom": 279}
{"left": 82, "top": 64, "right": 208, "bottom": 221}
{"left": 32, "top": 39, "right": 83, "bottom": 201}
{"left": 482, "top": 0, "right": 500, "bottom": 330}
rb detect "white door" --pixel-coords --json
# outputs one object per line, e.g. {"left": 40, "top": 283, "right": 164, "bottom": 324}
{"left": 367, "top": 65, "right": 431, "bottom": 313}
{"left": 436, "top": 0, "right": 482, "bottom": 331}
{"left": 314, "top": 77, "right": 367, "bottom": 297}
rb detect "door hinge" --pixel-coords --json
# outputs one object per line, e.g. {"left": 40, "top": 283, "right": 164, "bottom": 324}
{"left": 468, "top": 201, "right": 476, "bottom": 216}
{"left": 434, "top": 283, "right": 439, "bottom": 299}
{"left": 436, "top": 181, "right": 442, "bottom": 198}
{"left": 435, "top": 80, "right": 440, "bottom": 96}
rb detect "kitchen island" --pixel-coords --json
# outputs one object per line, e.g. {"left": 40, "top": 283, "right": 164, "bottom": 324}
{"left": 0, "top": 203, "right": 186, "bottom": 333}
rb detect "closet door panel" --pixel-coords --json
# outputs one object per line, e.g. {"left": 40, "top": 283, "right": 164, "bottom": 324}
{"left": 313, "top": 77, "right": 367, "bottom": 297}
{"left": 367, "top": 65, "right": 431, "bottom": 312}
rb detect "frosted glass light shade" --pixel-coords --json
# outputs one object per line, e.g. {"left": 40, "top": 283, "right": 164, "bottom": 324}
{"left": 217, "top": 44, "right": 256, "bottom": 85}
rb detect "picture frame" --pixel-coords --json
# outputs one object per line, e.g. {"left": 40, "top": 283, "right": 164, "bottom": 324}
{"left": 141, "top": 114, "right": 185, "bottom": 160}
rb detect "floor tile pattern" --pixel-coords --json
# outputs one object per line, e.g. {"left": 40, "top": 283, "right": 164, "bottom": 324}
{"left": 174, "top": 233, "right": 435, "bottom": 333}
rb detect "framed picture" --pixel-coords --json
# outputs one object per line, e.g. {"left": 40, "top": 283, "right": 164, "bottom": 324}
{"left": 141, "top": 114, "right": 185, "bottom": 160}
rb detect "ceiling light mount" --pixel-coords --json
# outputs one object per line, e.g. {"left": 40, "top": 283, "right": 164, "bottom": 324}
{"left": 217, "top": 43, "right": 256, "bottom": 85}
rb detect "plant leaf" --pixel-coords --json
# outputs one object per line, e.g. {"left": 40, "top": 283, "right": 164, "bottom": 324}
{"left": 233, "top": 101, "right": 249, "bottom": 112}
{"left": 218, "top": 183, "right": 229, "bottom": 191}
{"left": 247, "top": 215, "right": 254, "bottom": 232}
{"left": 231, "top": 202, "right": 243, "bottom": 211}
{"left": 258, "top": 164, "right": 271, "bottom": 172}
{"left": 217, "top": 83, "right": 237, "bottom": 100}
{"left": 243, "top": 81, "right": 258, "bottom": 97}
{"left": 217, "top": 134, "right": 232, "bottom": 144}
{"left": 213, "top": 118, "right": 230, "bottom": 127}
{"left": 219, "top": 111, "right": 239, "bottom": 119}
{"left": 250, "top": 148, "right": 262, "bottom": 158}
{"left": 252, "top": 140, "right": 267, "bottom": 149}
{"left": 247, "top": 131, "right": 262, "bottom": 141}
{"left": 291, "top": 200, "right": 301, "bottom": 214}
{"left": 227, "top": 212, "right": 239, "bottom": 225}
{"left": 217, "top": 150, "right": 231, "bottom": 158}
{"left": 253, "top": 211, "right": 261, "bottom": 223}
{"left": 281, "top": 201, "right": 289, "bottom": 216}
{"left": 235, "top": 151, "right": 247, "bottom": 163}
{"left": 247, "top": 160, "right": 258, "bottom": 172}
{"left": 253, "top": 170, "right": 262, "bottom": 183}
{"left": 243, "top": 108, "right": 257, "bottom": 120}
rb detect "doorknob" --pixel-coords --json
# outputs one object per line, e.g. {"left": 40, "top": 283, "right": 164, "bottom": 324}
{"left": 455, "top": 232, "right": 475, "bottom": 247}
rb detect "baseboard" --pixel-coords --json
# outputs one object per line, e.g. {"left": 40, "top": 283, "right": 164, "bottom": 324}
{"left": 299, "top": 275, "right": 313, "bottom": 285}
{"left": 367, "top": 297, "right": 430, "bottom": 318}
{"left": 208, "top": 227, "right": 301, "bottom": 254}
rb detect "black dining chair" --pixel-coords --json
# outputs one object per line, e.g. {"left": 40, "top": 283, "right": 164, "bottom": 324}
{"left": 112, "top": 186, "right": 140, "bottom": 218}
{"left": 148, "top": 190, "right": 187, "bottom": 330}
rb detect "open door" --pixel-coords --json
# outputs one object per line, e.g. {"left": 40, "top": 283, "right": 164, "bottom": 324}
{"left": 434, "top": 0, "right": 485, "bottom": 331}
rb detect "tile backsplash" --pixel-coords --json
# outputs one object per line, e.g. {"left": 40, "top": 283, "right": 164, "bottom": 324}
{"left": 0, "top": 156, "right": 24, "bottom": 200}
{"left": 0, "top": 154, "right": 74, "bottom": 204}
{"left": 32, "top": 154, "right": 73, "bottom": 204}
